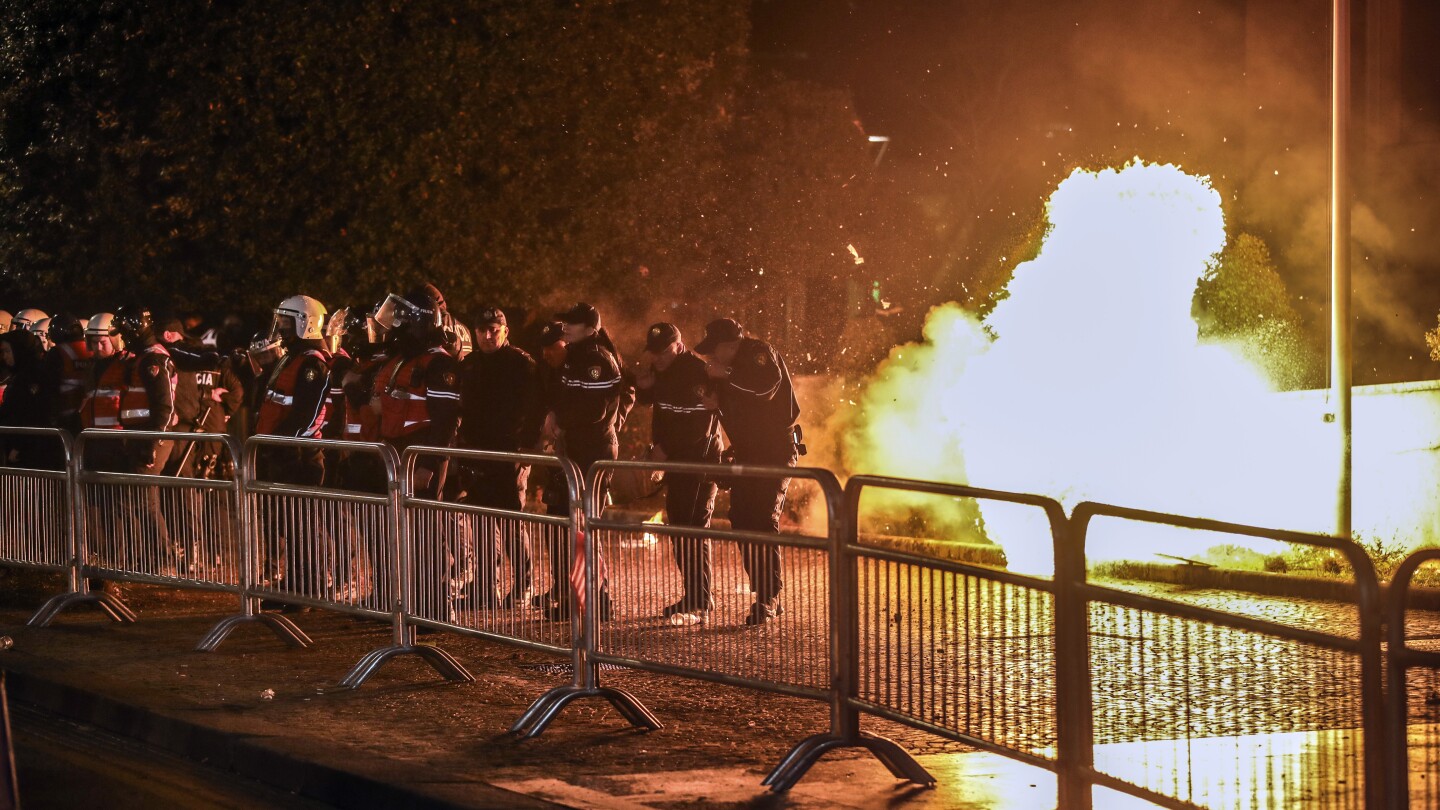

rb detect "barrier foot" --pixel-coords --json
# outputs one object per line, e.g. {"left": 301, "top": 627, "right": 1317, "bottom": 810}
{"left": 195, "top": 613, "right": 313, "bottom": 652}
{"left": 26, "top": 590, "right": 137, "bottom": 628}
{"left": 510, "top": 685, "right": 573, "bottom": 734}
{"left": 337, "top": 642, "right": 474, "bottom": 689}
{"left": 763, "top": 731, "right": 934, "bottom": 792}
{"left": 510, "top": 685, "right": 662, "bottom": 739}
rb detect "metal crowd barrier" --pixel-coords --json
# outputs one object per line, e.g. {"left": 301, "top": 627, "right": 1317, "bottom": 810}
{"left": 1385, "top": 548, "right": 1440, "bottom": 810}
{"left": 779, "top": 476, "right": 1078, "bottom": 797}
{"left": 206, "top": 435, "right": 466, "bottom": 683}
{"left": 30, "top": 429, "right": 249, "bottom": 627}
{"left": 1071, "top": 502, "right": 1387, "bottom": 810}
{"left": 0, "top": 428, "right": 1417, "bottom": 808}
{"left": 400, "top": 447, "right": 578, "bottom": 654}
{"left": 0, "top": 428, "right": 78, "bottom": 620}
{"left": 515, "top": 460, "right": 920, "bottom": 774}
{"left": 343, "top": 445, "right": 590, "bottom": 689}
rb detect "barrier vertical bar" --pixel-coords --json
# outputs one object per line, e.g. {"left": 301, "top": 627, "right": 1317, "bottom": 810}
{"left": 1054, "top": 511, "right": 1095, "bottom": 810}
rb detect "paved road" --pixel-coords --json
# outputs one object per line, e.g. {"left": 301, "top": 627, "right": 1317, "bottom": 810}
{"left": 10, "top": 701, "right": 329, "bottom": 810}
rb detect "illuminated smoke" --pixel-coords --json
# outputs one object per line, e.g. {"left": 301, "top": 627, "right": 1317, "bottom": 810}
{"left": 845, "top": 160, "right": 1338, "bottom": 575}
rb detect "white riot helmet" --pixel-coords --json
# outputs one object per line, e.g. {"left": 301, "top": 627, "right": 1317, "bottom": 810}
{"left": 269, "top": 295, "right": 327, "bottom": 343}
{"left": 30, "top": 317, "right": 51, "bottom": 349}
{"left": 86, "top": 312, "right": 119, "bottom": 338}
{"left": 0, "top": 310, "right": 10, "bottom": 332}
{"left": 85, "top": 312, "right": 124, "bottom": 354}
{"left": 13, "top": 308, "right": 47, "bottom": 331}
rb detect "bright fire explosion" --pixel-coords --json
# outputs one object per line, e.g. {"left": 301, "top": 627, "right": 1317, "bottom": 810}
{"left": 846, "top": 160, "right": 1348, "bottom": 575}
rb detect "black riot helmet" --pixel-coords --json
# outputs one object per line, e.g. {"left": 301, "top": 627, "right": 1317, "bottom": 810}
{"left": 113, "top": 305, "right": 155, "bottom": 346}
{"left": 324, "top": 305, "right": 372, "bottom": 355}
{"left": 47, "top": 312, "right": 85, "bottom": 344}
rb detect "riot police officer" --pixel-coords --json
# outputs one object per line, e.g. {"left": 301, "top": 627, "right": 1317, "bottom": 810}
{"left": 252, "top": 295, "right": 334, "bottom": 598}
{"left": 339, "top": 301, "right": 390, "bottom": 467}
{"left": 635, "top": 322, "right": 722, "bottom": 624}
{"left": 11, "top": 309, "right": 47, "bottom": 333}
{"left": 0, "top": 328, "right": 57, "bottom": 468}
{"left": 254, "top": 296, "right": 333, "bottom": 447}
{"left": 369, "top": 285, "right": 470, "bottom": 616}
{"left": 107, "top": 306, "right": 178, "bottom": 471}
{"left": 369, "top": 285, "right": 462, "bottom": 493}
{"left": 78, "top": 306, "right": 178, "bottom": 571}
{"left": 693, "top": 318, "right": 801, "bottom": 625}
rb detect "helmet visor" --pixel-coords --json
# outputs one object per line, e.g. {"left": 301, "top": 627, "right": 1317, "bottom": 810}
{"left": 323, "top": 307, "right": 350, "bottom": 353}
{"left": 324, "top": 307, "right": 350, "bottom": 339}
{"left": 372, "top": 293, "right": 440, "bottom": 330}
{"left": 267, "top": 313, "right": 298, "bottom": 345}
{"left": 248, "top": 333, "right": 284, "bottom": 374}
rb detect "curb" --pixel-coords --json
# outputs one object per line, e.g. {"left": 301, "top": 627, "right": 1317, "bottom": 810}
{"left": 5, "top": 669, "right": 565, "bottom": 810}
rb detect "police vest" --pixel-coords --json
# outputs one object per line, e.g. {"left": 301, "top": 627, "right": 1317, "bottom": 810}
{"left": 81, "top": 345, "right": 174, "bottom": 430}
{"left": 56, "top": 340, "right": 95, "bottom": 418}
{"left": 255, "top": 349, "right": 331, "bottom": 438}
{"left": 374, "top": 348, "right": 446, "bottom": 440}
{"left": 343, "top": 353, "right": 385, "bottom": 442}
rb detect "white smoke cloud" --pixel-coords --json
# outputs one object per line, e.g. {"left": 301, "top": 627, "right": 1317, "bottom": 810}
{"left": 846, "top": 161, "right": 1339, "bottom": 574}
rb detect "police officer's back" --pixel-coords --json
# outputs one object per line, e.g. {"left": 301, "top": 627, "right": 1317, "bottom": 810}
{"left": 694, "top": 318, "right": 801, "bottom": 625}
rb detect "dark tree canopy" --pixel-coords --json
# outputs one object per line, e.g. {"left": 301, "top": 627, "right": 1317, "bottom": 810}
{"left": 0, "top": 0, "right": 918, "bottom": 370}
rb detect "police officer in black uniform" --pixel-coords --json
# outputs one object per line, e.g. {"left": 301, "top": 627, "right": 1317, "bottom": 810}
{"left": 694, "top": 318, "right": 801, "bottom": 625}
{"left": 457, "top": 306, "right": 544, "bottom": 607}
{"left": 635, "top": 323, "right": 722, "bottom": 624}
{"left": 544, "top": 303, "right": 634, "bottom": 621}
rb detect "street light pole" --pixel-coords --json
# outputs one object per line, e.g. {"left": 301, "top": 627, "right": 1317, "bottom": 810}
{"left": 1331, "top": 0, "right": 1352, "bottom": 539}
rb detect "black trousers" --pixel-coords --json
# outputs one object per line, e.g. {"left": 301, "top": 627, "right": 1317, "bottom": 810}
{"left": 728, "top": 448, "right": 796, "bottom": 603}
{"left": 461, "top": 459, "right": 532, "bottom": 601}
{"left": 665, "top": 470, "right": 717, "bottom": 607}
{"left": 86, "top": 437, "right": 176, "bottom": 573}
{"left": 259, "top": 447, "right": 327, "bottom": 594}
